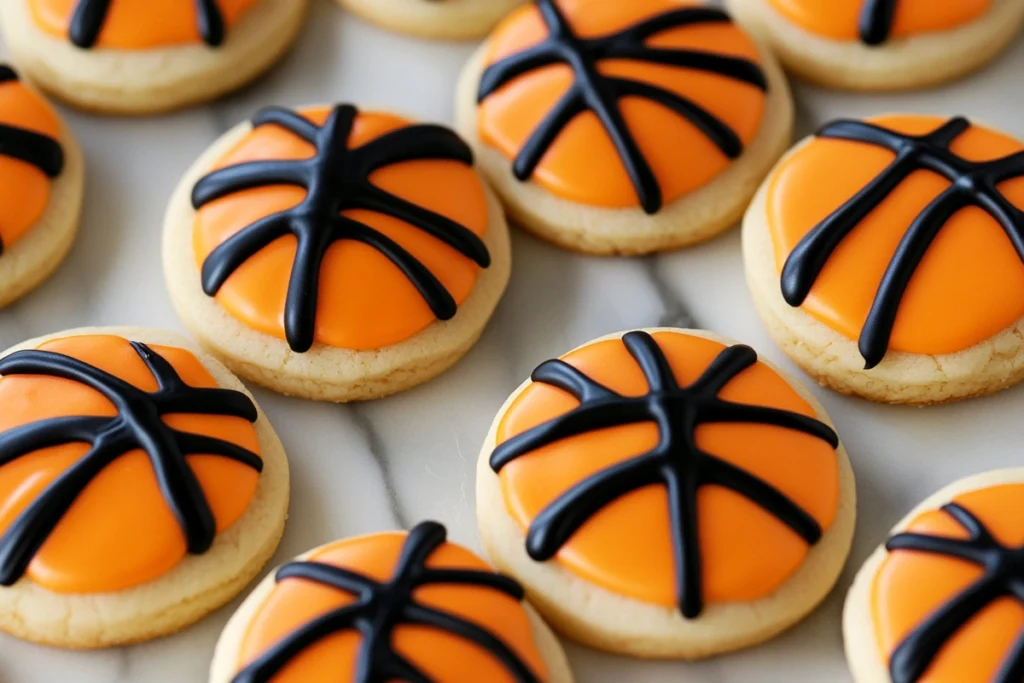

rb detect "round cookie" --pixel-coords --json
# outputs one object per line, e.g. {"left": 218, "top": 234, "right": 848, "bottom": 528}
{"left": 0, "top": 0, "right": 309, "bottom": 114}
{"left": 743, "top": 114, "right": 1024, "bottom": 405}
{"left": 163, "top": 103, "right": 510, "bottom": 403}
{"left": 338, "top": 0, "right": 527, "bottom": 40}
{"left": 209, "top": 521, "right": 574, "bottom": 683}
{"left": 0, "top": 327, "right": 289, "bottom": 649}
{"left": 844, "top": 470, "right": 1024, "bottom": 682}
{"left": 477, "top": 328, "right": 856, "bottom": 659}
{"left": 725, "top": 0, "right": 1024, "bottom": 91}
{"left": 454, "top": 0, "right": 793, "bottom": 255}
{"left": 0, "top": 65, "right": 83, "bottom": 309}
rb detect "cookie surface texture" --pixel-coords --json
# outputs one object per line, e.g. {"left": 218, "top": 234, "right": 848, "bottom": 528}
{"left": 844, "top": 469, "right": 1024, "bottom": 682}
{"left": 455, "top": 0, "right": 793, "bottom": 255}
{"left": 477, "top": 328, "right": 856, "bottom": 658}
{"left": 744, "top": 114, "right": 1024, "bottom": 404}
{"left": 0, "top": 0, "right": 309, "bottom": 114}
{"left": 338, "top": 0, "right": 527, "bottom": 40}
{"left": 725, "top": 0, "right": 1024, "bottom": 91}
{"left": 163, "top": 103, "right": 510, "bottom": 401}
{"left": 0, "top": 327, "right": 289, "bottom": 648}
{"left": 209, "top": 521, "right": 574, "bottom": 683}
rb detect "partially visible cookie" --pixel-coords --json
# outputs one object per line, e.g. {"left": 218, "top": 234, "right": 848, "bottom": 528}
{"left": 0, "top": 327, "right": 289, "bottom": 649}
{"left": 0, "top": 65, "right": 83, "bottom": 308}
{"left": 455, "top": 0, "right": 793, "bottom": 255}
{"left": 163, "top": 103, "right": 510, "bottom": 402}
{"left": 209, "top": 521, "right": 574, "bottom": 683}
{"left": 338, "top": 0, "right": 526, "bottom": 40}
{"left": 844, "top": 469, "right": 1024, "bottom": 682}
{"left": 0, "top": 0, "right": 308, "bottom": 114}
{"left": 726, "top": 0, "right": 1024, "bottom": 91}
{"left": 477, "top": 328, "right": 856, "bottom": 658}
{"left": 743, "top": 114, "right": 1024, "bottom": 404}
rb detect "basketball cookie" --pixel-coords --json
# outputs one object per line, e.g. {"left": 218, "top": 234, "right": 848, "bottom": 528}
{"left": 0, "top": 65, "right": 83, "bottom": 309}
{"left": 455, "top": 0, "right": 793, "bottom": 255}
{"left": 209, "top": 521, "right": 574, "bottom": 683}
{"left": 338, "top": 0, "right": 526, "bottom": 40}
{"left": 744, "top": 114, "right": 1024, "bottom": 405}
{"left": 163, "top": 103, "right": 510, "bottom": 402}
{"left": 844, "top": 469, "right": 1024, "bottom": 682}
{"left": 0, "top": 327, "right": 289, "bottom": 648}
{"left": 725, "top": 0, "right": 1024, "bottom": 91}
{"left": 0, "top": 0, "right": 308, "bottom": 114}
{"left": 477, "top": 328, "right": 856, "bottom": 658}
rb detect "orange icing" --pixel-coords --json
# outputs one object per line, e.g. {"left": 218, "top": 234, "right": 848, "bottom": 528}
{"left": 767, "top": 0, "right": 992, "bottom": 41}
{"left": 478, "top": 0, "right": 766, "bottom": 209}
{"left": 0, "top": 335, "right": 260, "bottom": 594}
{"left": 0, "top": 77, "right": 61, "bottom": 251}
{"left": 193, "top": 107, "right": 489, "bottom": 351}
{"left": 873, "top": 484, "right": 1024, "bottom": 682}
{"left": 237, "top": 532, "right": 549, "bottom": 682}
{"left": 28, "top": 0, "right": 259, "bottom": 49}
{"left": 495, "top": 331, "right": 839, "bottom": 606}
{"left": 768, "top": 115, "right": 1024, "bottom": 357}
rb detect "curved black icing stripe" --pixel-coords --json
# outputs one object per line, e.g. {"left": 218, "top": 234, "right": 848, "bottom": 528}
{"left": 69, "top": 0, "right": 227, "bottom": 48}
{"left": 0, "top": 66, "right": 65, "bottom": 257}
{"left": 490, "top": 330, "right": 839, "bottom": 618}
{"left": 476, "top": 0, "right": 766, "bottom": 215}
{"left": 858, "top": 0, "right": 899, "bottom": 46}
{"left": 0, "top": 341, "right": 262, "bottom": 586}
{"left": 232, "top": 521, "right": 542, "bottom": 683}
{"left": 191, "top": 104, "right": 490, "bottom": 353}
{"left": 885, "top": 502, "right": 1024, "bottom": 682}
{"left": 780, "top": 117, "right": 1024, "bottom": 369}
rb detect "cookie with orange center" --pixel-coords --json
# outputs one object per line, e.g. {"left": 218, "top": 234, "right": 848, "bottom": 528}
{"left": 0, "top": 0, "right": 308, "bottom": 114}
{"left": 209, "top": 521, "right": 574, "bottom": 683}
{"left": 844, "top": 470, "right": 1024, "bottom": 683}
{"left": 163, "top": 103, "right": 510, "bottom": 402}
{"left": 338, "top": 0, "right": 527, "bottom": 40}
{"left": 743, "top": 114, "right": 1024, "bottom": 404}
{"left": 725, "top": 0, "right": 1024, "bottom": 91}
{"left": 477, "top": 328, "right": 856, "bottom": 658}
{"left": 454, "top": 0, "right": 793, "bottom": 256}
{"left": 0, "top": 327, "right": 289, "bottom": 648}
{"left": 0, "top": 65, "right": 84, "bottom": 308}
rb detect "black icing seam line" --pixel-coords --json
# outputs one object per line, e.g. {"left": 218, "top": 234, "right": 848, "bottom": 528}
{"left": 885, "top": 502, "right": 1024, "bottom": 683}
{"left": 191, "top": 103, "right": 490, "bottom": 353}
{"left": 858, "top": 0, "right": 899, "bottom": 46}
{"left": 780, "top": 117, "right": 1024, "bottom": 369}
{"left": 490, "top": 330, "right": 838, "bottom": 619}
{"left": 230, "top": 521, "right": 542, "bottom": 683}
{"left": 69, "top": 0, "right": 227, "bottom": 48}
{"left": 0, "top": 342, "right": 261, "bottom": 586}
{"left": 476, "top": 0, "right": 766, "bottom": 215}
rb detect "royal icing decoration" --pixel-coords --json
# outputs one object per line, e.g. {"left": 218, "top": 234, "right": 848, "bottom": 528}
{"left": 192, "top": 104, "right": 490, "bottom": 352}
{"left": 476, "top": 0, "right": 767, "bottom": 213}
{"left": 493, "top": 330, "right": 840, "bottom": 616}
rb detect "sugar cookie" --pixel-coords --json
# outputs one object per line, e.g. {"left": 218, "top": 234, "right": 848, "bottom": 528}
{"left": 0, "top": 0, "right": 309, "bottom": 114}
{"left": 209, "top": 521, "right": 574, "bottom": 683}
{"left": 477, "top": 328, "right": 856, "bottom": 659}
{"left": 455, "top": 0, "right": 793, "bottom": 255}
{"left": 163, "top": 103, "right": 510, "bottom": 402}
{"left": 0, "top": 65, "right": 83, "bottom": 308}
{"left": 725, "top": 0, "right": 1024, "bottom": 91}
{"left": 744, "top": 114, "right": 1024, "bottom": 405}
{"left": 0, "top": 327, "right": 289, "bottom": 648}
{"left": 338, "top": 0, "right": 526, "bottom": 40}
{"left": 844, "top": 469, "right": 1024, "bottom": 682}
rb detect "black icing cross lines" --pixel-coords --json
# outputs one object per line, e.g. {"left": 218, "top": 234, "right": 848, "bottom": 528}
{"left": 476, "top": 0, "right": 767, "bottom": 215}
{"left": 69, "top": 0, "right": 227, "bottom": 48}
{"left": 231, "top": 521, "right": 541, "bottom": 683}
{"left": 490, "top": 330, "right": 839, "bottom": 618}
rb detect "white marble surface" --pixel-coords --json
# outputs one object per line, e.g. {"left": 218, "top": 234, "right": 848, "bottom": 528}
{"left": 1, "top": 2, "right": 1024, "bottom": 681}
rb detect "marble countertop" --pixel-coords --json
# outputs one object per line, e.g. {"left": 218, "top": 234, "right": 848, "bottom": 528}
{"left": 2, "top": 2, "right": 1024, "bottom": 681}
